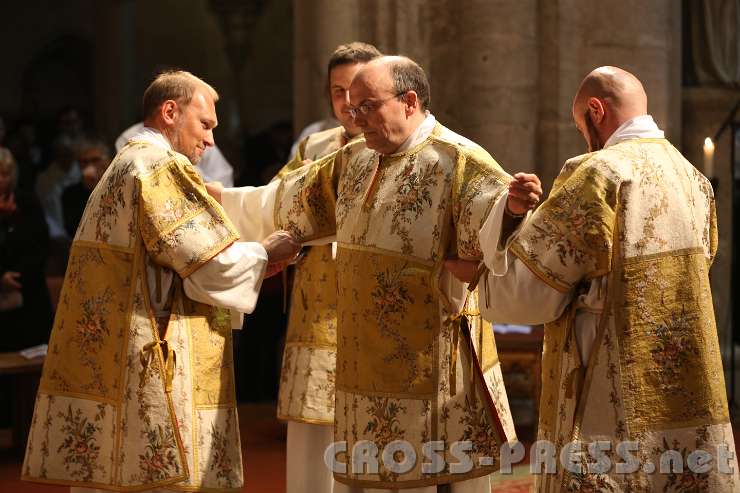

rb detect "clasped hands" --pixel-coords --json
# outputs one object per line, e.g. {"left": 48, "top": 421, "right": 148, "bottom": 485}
{"left": 445, "top": 172, "right": 542, "bottom": 283}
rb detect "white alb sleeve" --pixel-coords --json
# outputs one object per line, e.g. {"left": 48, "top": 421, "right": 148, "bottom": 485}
{"left": 183, "top": 242, "right": 268, "bottom": 329}
{"left": 220, "top": 180, "right": 279, "bottom": 242}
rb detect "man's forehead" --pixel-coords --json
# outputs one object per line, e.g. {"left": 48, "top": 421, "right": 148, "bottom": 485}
{"left": 349, "top": 69, "right": 392, "bottom": 103}
{"left": 191, "top": 91, "right": 217, "bottom": 119}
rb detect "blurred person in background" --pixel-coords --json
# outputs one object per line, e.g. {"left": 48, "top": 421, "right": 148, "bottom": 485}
{"left": 0, "top": 147, "right": 52, "bottom": 350}
{"left": 35, "top": 135, "right": 80, "bottom": 240}
{"left": 61, "top": 137, "right": 111, "bottom": 237}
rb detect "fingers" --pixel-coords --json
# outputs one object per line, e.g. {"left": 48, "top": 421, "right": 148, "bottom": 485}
{"left": 509, "top": 173, "right": 543, "bottom": 205}
{"left": 443, "top": 258, "right": 479, "bottom": 284}
{"left": 264, "top": 261, "right": 290, "bottom": 279}
{"left": 262, "top": 230, "right": 301, "bottom": 264}
{"left": 508, "top": 187, "right": 541, "bottom": 204}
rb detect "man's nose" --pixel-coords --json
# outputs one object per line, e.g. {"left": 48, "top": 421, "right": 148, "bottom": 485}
{"left": 204, "top": 129, "right": 215, "bottom": 147}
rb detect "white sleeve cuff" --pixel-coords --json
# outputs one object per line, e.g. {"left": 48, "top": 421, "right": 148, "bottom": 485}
{"left": 479, "top": 191, "right": 531, "bottom": 276}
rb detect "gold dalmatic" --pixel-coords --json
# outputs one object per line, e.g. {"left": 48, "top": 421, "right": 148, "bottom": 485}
{"left": 22, "top": 142, "right": 245, "bottom": 492}
{"left": 275, "top": 126, "right": 360, "bottom": 425}
{"left": 275, "top": 123, "right": 517, "bottom": 488}
{"left": 511, "top": 138, "right": 739, "bottom": 492}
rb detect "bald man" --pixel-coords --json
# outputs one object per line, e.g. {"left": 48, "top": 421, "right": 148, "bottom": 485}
{"left": 447, "top": 66, "right": 739, "bottom": 491}
{"left": 208, "top": 56, "right": 529, "bottom": 492}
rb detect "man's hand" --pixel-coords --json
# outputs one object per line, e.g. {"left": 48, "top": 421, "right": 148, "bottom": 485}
{"left": 1, "top": 271, "right": 22, "bottom": 291}
{"left": 444, "top": 259, "right": 480, "bottom": 284}
{"left": 263, "top": 260, "right": 290, "bottom": 279}
{"left": 507, "top": 172, "right": 542, "bottom": 216}
{"left": 205, "top": 181, "right": 224, "bottom": 204}
{"left": 261, "top": 230, "right": 301, "bottom": 265}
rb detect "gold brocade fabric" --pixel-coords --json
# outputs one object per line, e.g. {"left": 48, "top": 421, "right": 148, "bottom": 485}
{"left": 275, "top": 126, "right": 355, "bottom": 424}
{"left": 22, "top": 141, "right": 244, "bottom": 492}
{"left": 275, "top": 123, "right": 517, "bottom": 488}
{"left": 513, "top": 139, "right": 738, "bottom": 492}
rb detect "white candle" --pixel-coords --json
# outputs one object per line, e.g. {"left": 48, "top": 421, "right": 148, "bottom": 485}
{"left": 703, "top": 137, "right": 715, "bottom": 178}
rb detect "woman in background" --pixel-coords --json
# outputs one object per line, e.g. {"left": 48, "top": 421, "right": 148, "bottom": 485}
{"left": 0, "top": 147, "right": 53, "bottom": 350}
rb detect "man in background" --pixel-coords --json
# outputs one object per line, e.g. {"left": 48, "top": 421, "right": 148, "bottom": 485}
{"left": 273, "top": 41, "right": 381, "bottom": 493}
{"left": 61, "top": 137, "right": 111, "bottom": 237}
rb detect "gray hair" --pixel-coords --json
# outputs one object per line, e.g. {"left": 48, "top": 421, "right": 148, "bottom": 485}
{"left": 389, "top": 57, "right": 431, "bottom": 111}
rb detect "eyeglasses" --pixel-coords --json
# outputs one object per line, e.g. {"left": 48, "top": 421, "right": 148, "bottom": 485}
{"left": 348, "top": 91, "right": 407, "bottom": 119}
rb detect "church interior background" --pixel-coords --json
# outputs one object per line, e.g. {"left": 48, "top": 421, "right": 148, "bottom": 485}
{"left": 0, "top": 0, "right": 738, "bottom": 491}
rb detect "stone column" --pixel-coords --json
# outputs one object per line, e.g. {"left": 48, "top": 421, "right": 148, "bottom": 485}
{"left": 427, "top": 0, "right": 539, "bottom": 172}
{"left": 293, "top": 0, "right": 362, "bottom": 134}
{"left": 537, "top": 0, "right": 681, "bottom": 189}
{"left": 93, "top": 1, "right": 137, "bottom": 143}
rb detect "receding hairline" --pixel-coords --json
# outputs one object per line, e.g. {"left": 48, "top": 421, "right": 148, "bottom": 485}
{"left": 142, "top": 70, "right": 219, "bottom": 119}
{"left": 353, "top": 55, "right": 422, "bottom": 89}
{"left": 363, "top": 55, "right": 417, "bottom": 75}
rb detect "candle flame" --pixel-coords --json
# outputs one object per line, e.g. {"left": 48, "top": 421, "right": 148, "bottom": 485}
{"left": 704, "top": 137, "right": 714, "bottom": 151}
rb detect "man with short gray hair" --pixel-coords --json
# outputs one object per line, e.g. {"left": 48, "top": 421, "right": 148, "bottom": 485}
{"left": 209, "top": 56, "right": 534, "bottom": 492}
{"left": 22, "top": 70, "right": 300, "bottom": 493}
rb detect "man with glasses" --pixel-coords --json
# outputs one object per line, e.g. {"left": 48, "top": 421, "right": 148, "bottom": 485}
{"left": 208, "top": 56, "right": 538, "bottom": 492}
{"left": 273, "top": 41, "right": 381, "bottom": 493}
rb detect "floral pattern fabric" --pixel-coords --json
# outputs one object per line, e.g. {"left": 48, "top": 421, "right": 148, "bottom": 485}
{"left": 512, "top": 139, "right": 738, "bottom": 492}
{"left": 23, "top": 141, "right": 243, "bottom": 492}
{"left": 275, "top": 123, "right": 516, "bottom": 488}
{"left": 274, "top": 126, "right": 353, "bottom": 425}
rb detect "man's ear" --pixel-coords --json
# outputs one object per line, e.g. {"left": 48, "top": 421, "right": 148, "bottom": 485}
{"left": 587, "top": 97, "right": 605, "bottom": 124}
{"left": 403, "top": 91, "right": 419, "bottom": 117}
{"left": 160, "top": 100, "right": 179, "bottom": 125}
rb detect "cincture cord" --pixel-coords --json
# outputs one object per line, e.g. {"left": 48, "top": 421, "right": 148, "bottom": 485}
{"left": 140, "top": 339, "right": 177, "bottom": 393}
{"left": 445, "top": 290, "right": 478, "bottom": 400}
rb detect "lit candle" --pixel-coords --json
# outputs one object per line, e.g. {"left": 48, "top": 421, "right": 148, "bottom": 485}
{"left": 703, "top": 137, "right": 715, "bottom": 178}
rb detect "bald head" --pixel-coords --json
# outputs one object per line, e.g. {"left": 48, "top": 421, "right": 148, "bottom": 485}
{"left": 572, "top": 66, "right": 648, "bottom": 151}
{"left": 574, "top": 66, "right": 647, "bottom": 118}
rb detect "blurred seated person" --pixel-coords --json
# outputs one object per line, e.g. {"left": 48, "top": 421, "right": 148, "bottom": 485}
{"left": 116, "top": 121, "right": 234, "bottom": 186}
{"left": 0, "top": 147, "right": 53, "bottom": 351}
{"left": 6, "top": 120, "right": 44, "bottom": 194}
{"left": 35, "top": 135, "right": 80, "bottom": 241}
{"left": 62, "top": 138, "right": 111, "bottom": 236}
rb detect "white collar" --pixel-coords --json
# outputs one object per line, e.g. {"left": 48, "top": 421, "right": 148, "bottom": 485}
{"left": 129, "top": 126, "right": 173, "bottom": 151}
{"left": 604, "top": 115, "right": 664, "bottom": 148}
{"left": 392, "top": 113, "right": 437, "bottom": 154}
